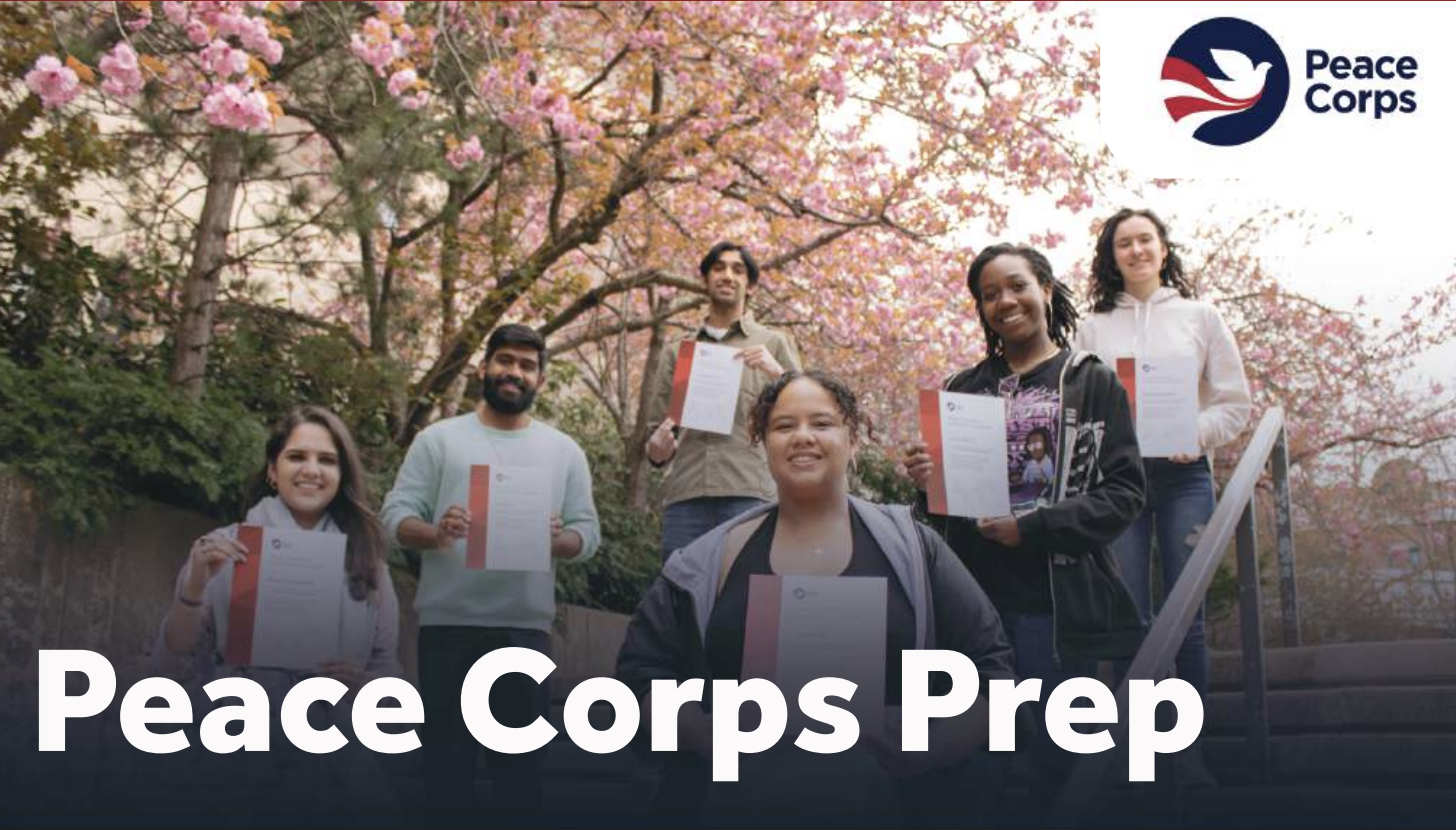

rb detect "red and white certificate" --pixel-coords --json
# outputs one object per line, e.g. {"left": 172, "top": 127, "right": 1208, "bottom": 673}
{"left": 465, "top": 464, "right": 552, "bottom": 572}
{"left": 742, "top": 574, "right": 888, "bottom": 729}
{"left": 667, "top": 340, "right": 743, "bottom": 435}
{"left": 1116, "top": 356, "right": 1200, "bottom": 458}
{"left": 918, "top": 389, "right": 1012, "bottom": 518}
{"left": 225, "top": 525, "right": 345, "bottom": 670}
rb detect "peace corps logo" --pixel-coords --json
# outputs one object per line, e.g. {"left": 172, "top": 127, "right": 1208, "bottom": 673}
{"left": 1161, "top": 17, "right": 1290, "bottom": 146}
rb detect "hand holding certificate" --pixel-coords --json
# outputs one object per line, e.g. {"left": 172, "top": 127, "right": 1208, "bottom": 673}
{"left": 742, "top": 574, "right": 889, "bottom": 730}
{"left": 917, "top": 390, "right": 1012, "bottom": 519}
{"left": 667, "top": 341, "right": 744, "bottom": 435}
{"left": 465, "top": 464, "right": 552, "bottom": 571}
{"left": 1116, "top": 356, "right": 1200, "bottom": 458}
{"left": 225, "top": 525, "right": 346, "bottom": 671}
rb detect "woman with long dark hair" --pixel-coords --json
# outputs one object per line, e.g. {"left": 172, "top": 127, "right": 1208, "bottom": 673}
{"left": 155, "top": 405, "right": 400, "bottom": 818}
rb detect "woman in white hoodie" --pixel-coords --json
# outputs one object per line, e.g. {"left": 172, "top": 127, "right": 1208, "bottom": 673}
{"left": 1075, "top": 209, "right": 1252, "bottom": 714}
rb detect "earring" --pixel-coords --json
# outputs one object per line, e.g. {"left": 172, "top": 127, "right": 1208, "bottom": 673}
{"left": 268, "top": 477, "right": 278, "bottom": 491}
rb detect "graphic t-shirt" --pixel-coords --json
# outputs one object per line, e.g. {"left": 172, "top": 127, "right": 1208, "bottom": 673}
{"left": 954, "top": 350, "right": 1068, "bottom": 613}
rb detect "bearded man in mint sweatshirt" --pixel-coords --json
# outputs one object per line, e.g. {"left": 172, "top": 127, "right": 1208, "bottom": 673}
{"left": 381, "top": 324, "right": 600, "bottom": 822}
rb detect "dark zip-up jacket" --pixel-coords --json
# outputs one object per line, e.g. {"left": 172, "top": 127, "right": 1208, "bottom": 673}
{"left": 615, "top": 497, "right": 1016, "bottom": 820}
{"left": 921, "top": 350, "right": 1146, "bottom": 660}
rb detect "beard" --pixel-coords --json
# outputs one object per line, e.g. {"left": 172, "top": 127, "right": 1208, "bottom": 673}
{"left": 481, "top": 373, "right": 537, "bottom": 415}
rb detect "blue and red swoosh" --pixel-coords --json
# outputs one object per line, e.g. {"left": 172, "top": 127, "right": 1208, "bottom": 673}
{"left": 1161, "top": 57, "right": 1263, "bottom": 121}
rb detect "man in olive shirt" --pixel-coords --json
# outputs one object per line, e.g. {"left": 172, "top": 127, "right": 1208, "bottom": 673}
{"left": 645, "top": 242, "right": 801, "bottom": 560}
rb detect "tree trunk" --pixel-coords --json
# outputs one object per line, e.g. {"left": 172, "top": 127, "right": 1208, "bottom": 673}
{"left": 438, "top": 182, "right": 466, "bottom": 418}
{"left": 624, "top": 306, "right": 669, "bottom": 511}
{"left": 168, "top": 130, "right": 243, "bottom": 398}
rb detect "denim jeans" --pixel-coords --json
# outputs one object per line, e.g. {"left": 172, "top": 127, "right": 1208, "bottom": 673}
{"left": 1000, "top": 611, "right": 1097, "bottom": 807}
{"left": 1110, "top": 458, "right": 1215, "bottom": 699}
{"left": 660, "top": 496, "right": 770, "bottom": 562}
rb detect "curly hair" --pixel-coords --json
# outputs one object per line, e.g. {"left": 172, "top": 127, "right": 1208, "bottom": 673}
{"left": 966, "top": 243, "right": 1080, "bottom": 360}
{"left": 1088, "top": 208, "right": 1196, "bottom": 313}
{"left": 748, "top": 370, "right": 875, "bottom": 446}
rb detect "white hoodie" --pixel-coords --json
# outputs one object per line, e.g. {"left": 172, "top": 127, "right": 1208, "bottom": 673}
{"left": 1074, "top": 287, "right": 1253, "bottom": 452}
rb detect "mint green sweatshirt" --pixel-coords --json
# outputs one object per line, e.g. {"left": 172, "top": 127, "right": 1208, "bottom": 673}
{"left": 380, "top": 413, "right": 600, "bottom": 631}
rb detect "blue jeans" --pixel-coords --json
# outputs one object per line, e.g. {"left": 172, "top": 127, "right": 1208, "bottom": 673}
{"left": 660, "top": 496, "right": 769, "bottom": 562}
{"left": 1111, "top": 458, "right": 1215, "bottom": 698}
{"left": 1000, "top": 611, "right": 1097, "bottom": 807}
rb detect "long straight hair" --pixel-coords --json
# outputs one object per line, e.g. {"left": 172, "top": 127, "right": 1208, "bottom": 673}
{"left": 246, "top": 406, "right": 383, "bottom": 601}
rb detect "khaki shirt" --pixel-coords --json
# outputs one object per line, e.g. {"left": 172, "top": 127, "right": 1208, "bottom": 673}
{"left": 646, "top": 314, "right": 802, "bottom": 507}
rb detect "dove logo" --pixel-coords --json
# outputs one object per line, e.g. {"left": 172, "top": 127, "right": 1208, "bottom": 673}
{"left": 1161, "top": 17, "right": 1290, "bottom": 146}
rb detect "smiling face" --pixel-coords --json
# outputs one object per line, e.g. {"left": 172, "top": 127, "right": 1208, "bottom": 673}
{"left": 975, "top": 254, "right": 1053, "bottom": 348}
{"left": 1112, "top": 214, "right": 1167, "bottom": 293}
{"left": 763, "top": 378, "right": 855, "bottom": 498}
{"left": 479, "top": 344, "right": 543, "bottom": 416}
{"left": 704, "top": 249, "right": 752, "bottom": 313}
{"left": 268, "top": 422, "right": 341, "bottom": 528}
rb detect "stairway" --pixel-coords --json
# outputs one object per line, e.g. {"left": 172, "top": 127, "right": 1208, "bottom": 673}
{"left": 1190, "top": 639, "right": 1456, "bottom": 826}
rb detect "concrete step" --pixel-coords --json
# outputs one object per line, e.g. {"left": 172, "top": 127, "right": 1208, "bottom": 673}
{"left": 1205, "top": 733, "right": 1456, "bottom": 785}
{"left": 1205, "top": 685, "right": 1456, "bottom": 734}
{"left": 1210, "top": 640, "right": 1456, "bottom": 691}
{"left": 1184, "top": 785, "right": 1456, "bottom": 826}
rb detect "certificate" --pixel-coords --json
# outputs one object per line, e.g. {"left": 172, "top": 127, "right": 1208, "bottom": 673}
{"left": 465, "top": 464, "right": 552, "bottom": 571}
{"left": 918, "top": 390, "right": 1012, "bottom": 518}
{"left": 742, "top": 575, "right": 888, "bottom": 730}
{"left": 225, "top": 525, "right": 346, "bottom": 671}
{"left": 667, "top": 341, "right": 743, "bottom": 435}
{"left": 1117, "top": 356, "right": 1200, "bottom": 458}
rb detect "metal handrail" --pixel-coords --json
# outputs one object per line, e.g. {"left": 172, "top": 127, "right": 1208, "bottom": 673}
{"left": 1049, "top": 407, "right": 1299, "bottom": 823}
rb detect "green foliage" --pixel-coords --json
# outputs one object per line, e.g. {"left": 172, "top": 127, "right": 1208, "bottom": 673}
{"left": 0, "top": 211, "right": 173, "bottom": 368}
{"left": 0, "top": 222, "right": 265, "bottom": 534}
{"left": 853, "top": 442, "right": 919, "bottom": 506}
{"left": 537, "top": 390, "right": 661, "bottom": 615}
{"left": 0, "top": 351, "right": 264, "bottom": 534}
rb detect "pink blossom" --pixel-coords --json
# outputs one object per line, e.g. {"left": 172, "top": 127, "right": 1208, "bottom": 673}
{"left": 257, "top": 37, "right": 284, "bottom": 65}
{"left": 200, "top": 40, "right": 249, "bottom": 78}
{"left": 100, "top": 42, "right": 145, "bottom": 98}
{"left": 387, "top": 68, "right": 417, "bottom": 97}
{"left": 372, "top": 1, "right": 407, "bottom": 19}
{"left": 446, "top": 135, "right": 484, "bottom": 171}
{"left": 350, "top": 17, "right": 396, "bottom": 76}
{"left": 400, "top": 91, "right": 430, "bottom": 110}
{"left": 24, "top": 55, "right": 80, "bottom": 109}
{"left": 819, "top": 68, "right": 846, "bottom": 105}
{"left": 1033, "top": 1, "right": 1059, "bottom": 11}
{"left": 185, "top": 19, "right": 211, "bottom": 46}
{"left": 281, "top": 1, "right": 304, "bottom": 11}
{"left": 202, "top": 81, "right": 273, "bottom": 132}
{"left": 162, "top": 2, "right": 190, "bottom": 25}
{"left": 126, "top": 5, "right": 153, "bottom": 32}
{"left": 214, "top": 10, "right": 249, "bottom": 38}
{"left": 233, "top": 15, "right": 274, "bottom": 54}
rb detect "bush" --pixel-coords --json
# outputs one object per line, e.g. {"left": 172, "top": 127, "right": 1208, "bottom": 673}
{"left": 536, "top": 386, "right": 661, "bottom": 614}
{"left": 0, "top": 351, "right": 265, "bottom": 534}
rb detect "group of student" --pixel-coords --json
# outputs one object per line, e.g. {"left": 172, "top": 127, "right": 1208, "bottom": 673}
{"left": 152, "top": 207, "right": 1251, "bottom": 825}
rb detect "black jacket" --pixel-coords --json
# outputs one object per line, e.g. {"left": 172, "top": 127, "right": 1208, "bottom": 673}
{"left": 921, "top": 350, "right": 1146, "bottom": 660}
